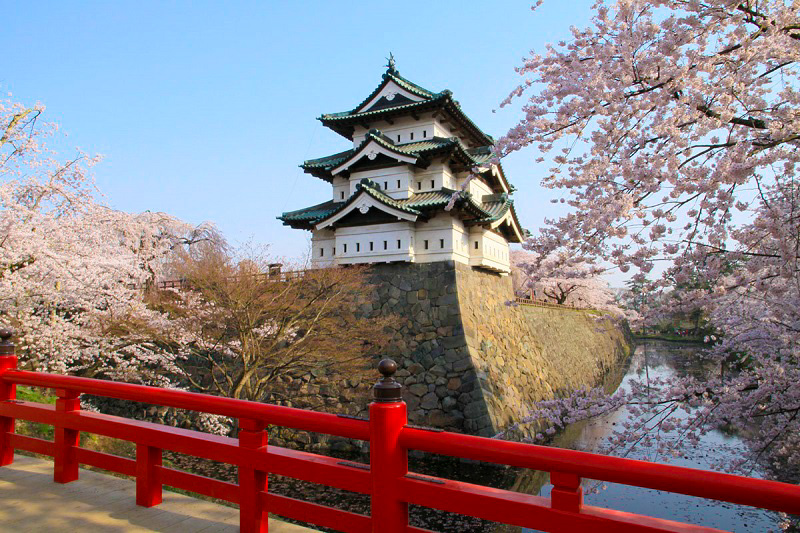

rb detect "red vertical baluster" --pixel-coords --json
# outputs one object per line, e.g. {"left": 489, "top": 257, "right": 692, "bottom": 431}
{"left": 54, "top": 388, "right": 80, "bottom": 483}
{"left": 550, "top": 471, "right": 583, "bottom": 514}
{"left": 239, "top": 418, "right": 268, "bottom": 533}
{"left": 0, "top": 328, "right": 17, "bottom": 466}
{"left": 136, "top": 443, "right": 163, "bottom": 507}
{"left": 370, "top": 358, "right": 408, "bottom": 533}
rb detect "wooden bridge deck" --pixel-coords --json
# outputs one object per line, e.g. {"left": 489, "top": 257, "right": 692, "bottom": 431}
{"left": 0, "top": 455, "right": 317, "bottom": 532}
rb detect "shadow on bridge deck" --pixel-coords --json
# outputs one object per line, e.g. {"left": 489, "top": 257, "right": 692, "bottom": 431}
{"left": 0, "top": 454, "right": 317, "bottom": 532}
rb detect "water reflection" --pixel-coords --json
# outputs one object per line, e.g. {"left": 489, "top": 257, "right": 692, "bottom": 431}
{"left": 530, "top": 341, "right": 781, "bottom": 533}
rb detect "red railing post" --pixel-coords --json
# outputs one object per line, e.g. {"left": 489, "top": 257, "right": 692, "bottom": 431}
{"left": 0, "top": 329, "right": 17, "bottom": 466}
{"left": 54, "top": 388, "right": 80, "bottom": 483}
{"left": 369, "top": 358, "right": 408, "bottom": 533}
{"left": 136, "top": 443, "right": 163, "bottom": 507}
{"left": 550, "top": 471, "right": 583, "bottom": 514}
{"left": 239, "top": 418, "right": 268, "bottom": 533}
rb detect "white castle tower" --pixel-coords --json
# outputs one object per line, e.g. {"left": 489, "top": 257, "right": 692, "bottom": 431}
{"left": 279, "top": 59, "right": 524, "bottom": 274}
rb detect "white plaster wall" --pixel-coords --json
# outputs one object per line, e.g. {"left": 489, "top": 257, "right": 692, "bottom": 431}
{"left": 468, "top": 226, "right": 511, "bottom": 273}
{"left": 467, "top": 177, "right": 493, "bottom": 199}
{"left": 334, "top": 222, "right": 415, "bottom": 264}
{"left": 412, "top": 163, "right": 457, "bottom": 192}
{"left": 433, "top": 121, "right": 453, "bottom": 138}
{"left": 310, "top": 229, "right": 336, "bottom": 267}
{"left": 350, "top": 167, "right": 413, "bottom": 199}
{"left": 353, "top": 116, "right": 437, "bottom": 146}
{"left": 332, "top": 176, "right": 349, "bottom": 202}
{"left": 352, "top": 114, "right": 458, "bottom": 146}
{"left": 413, "top": 213, "right": 468, "bottom": 266}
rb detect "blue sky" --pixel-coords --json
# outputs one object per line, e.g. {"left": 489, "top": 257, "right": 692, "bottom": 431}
{"left": 3, "top": 0, "right": 595, "bottom": 264}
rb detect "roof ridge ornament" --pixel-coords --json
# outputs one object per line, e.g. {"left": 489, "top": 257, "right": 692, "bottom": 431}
{"left": 385, "top": 52, "right": 398, "bottom": 74}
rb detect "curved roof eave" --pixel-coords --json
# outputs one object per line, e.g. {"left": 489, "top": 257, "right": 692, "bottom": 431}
{"left": 314, "top": 183, "right": 422, "bottom": 230}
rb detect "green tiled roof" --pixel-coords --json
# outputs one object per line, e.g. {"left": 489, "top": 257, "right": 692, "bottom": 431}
{"left": 301, "top": 149, "right": 353, "bottom": 172}
{"left": 319, "top": 67, "right": 494, "bottom": 147}
{"left": 279, "top": 200, "right": 339, "bottom": 224}
{"left": 277, "top": 178, "right": 520, "bottom": 234}
{"left": 477, "top": 193, "right": 511, "bottom": 221}
{"left": 348, "top": 68, "right": 437, "bottom": 114}
{"left": 302, "top": 129, "right": 491, "bottom": 182}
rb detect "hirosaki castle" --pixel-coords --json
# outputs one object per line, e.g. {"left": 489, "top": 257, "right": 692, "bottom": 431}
{"left": 279, "top": 60, "right": 524, "bottom": 274}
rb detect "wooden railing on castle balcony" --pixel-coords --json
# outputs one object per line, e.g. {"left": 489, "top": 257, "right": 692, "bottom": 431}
{"left": 0, "top": 329, "right": 798, "bottom": 532}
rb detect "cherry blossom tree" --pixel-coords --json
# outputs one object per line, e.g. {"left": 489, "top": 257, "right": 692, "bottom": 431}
{"left": 149, "top": 246, "right": 390, "bottom": 404}
{"left": 498, "top": 1, "right": 800, "bottom": 474}
{"left": 510, "top": 250, "right": 628, "bottom": 316}
{"left": 0, "top": 95, "right": 212, "bottom": 384}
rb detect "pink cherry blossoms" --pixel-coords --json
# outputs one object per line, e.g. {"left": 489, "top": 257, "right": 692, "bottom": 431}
{"left": 499, "top": 1, "right": 800, "bottom": 474}
{"left": 0, "top": 95, "right": 214, "bottom": 385}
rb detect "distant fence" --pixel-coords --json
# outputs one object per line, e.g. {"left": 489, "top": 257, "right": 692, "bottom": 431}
{"left": 155, "top": 268, "right": 308, "bottom": 291}
{"left": 514, "top": 297, "right": 592, "bottom": 311}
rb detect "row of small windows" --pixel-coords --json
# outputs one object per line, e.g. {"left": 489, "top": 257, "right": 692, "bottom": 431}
{"left": 396, "top": 130, "right": 427, "bottom": 143}
{"left": 339, "top": 178, "right": 437, "bottom": 200}
{"left": 320, "top": 239, "right": 404, "bottom": 257}
{"left": 320, "top": 237, "right": 457, "bottom": 257}
{"left": 319, "top": 238, "right": 508, "bottom": 261}
{"left": 422, "top": 239, "right": 446, "bottom": 250}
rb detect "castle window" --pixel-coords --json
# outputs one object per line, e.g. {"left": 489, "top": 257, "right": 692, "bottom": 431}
{"left": 397, "top": 239, "right": 401, "bottom": 248}
{"left": 474, "top": 241, "right": 479, "bottom": 250}
{"left": 410, "top": 132, "right": 414, "bottom": 140}
{"left": 369, "top": 241, "right": 374, "bottom": 251}
{"left": 333, "top": 247, "right": 336, "bottom": 255}
{"left": 397, "top": 134, "right": 401, "bottom": 142}
{"left": 356, "top": 243, "right": 360, "bottom": 252}
{"left": 423, "top": 130, "right": 427, "bottom": 138}
{"left": 343, "top": 244, "right": 347, "bottom": 253}
{"left": 396, "top": 180, "right": 401, "bottom": 188}
{"left": 384, "top": 181, "right": 388, "bottom": 190}
{"left": 424, "top": 240, "right": 429, "bottom": 250}
{"left": 417, "top": 182, "right": 421, "bottom": 190}
{"left": 383, "top": 241, "right": 387, "bottom": 250}
{"left": 320, "top": 248, "right": 324, "bottom": 257}
{"left": 440, "top": 239, "right": 444, "bottom": 248}
{"left": 340, "top": 191, "right": 345, "bottom": 200}
{"left": 430, "top": 180, "right": 435, "bottom": 189}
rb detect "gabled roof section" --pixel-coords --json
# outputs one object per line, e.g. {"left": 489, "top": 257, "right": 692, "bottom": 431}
{"left": 280, "top": 179, "right": 455, "bottom": 230}
{"left": 277, "top": 200, "right": 339, "bottom": 230}
{"left": 319, "top": 67, "right": 494, "bottom": 148}
{"left": 352, "top": 67, "right": 436, "bottom": 114}
{"left": 331, "top": 130, "right": 419, "bottom": 176}
{"left": 302, "top": 130, "right": 501, "bottom": 184}
{"left": 315, "top": 178, "right": 427, "bottom": 230}
{"left": 278, "top": 180, "right": 525, "bottom": 239}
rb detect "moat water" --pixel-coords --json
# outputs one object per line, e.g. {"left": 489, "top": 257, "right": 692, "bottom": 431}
{"left": 529, "top": 341, "right": 782, "bottom": 532}
{"left": 170, "top": 341, "right": 784, "bottom": 532}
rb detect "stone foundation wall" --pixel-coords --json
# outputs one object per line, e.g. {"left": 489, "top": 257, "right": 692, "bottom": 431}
{"left": 372, "top": 261, "right": 632, "bottom": 436}
{"left": 94, "top": 261, "right": 632, "bottom": 449}
{"left": 275, "top": 261, "right": 632, "bottom": 443}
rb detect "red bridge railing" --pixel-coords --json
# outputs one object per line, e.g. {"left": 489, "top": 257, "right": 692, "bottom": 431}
{"left": 0, "top": 330, "right": 798, "bottom": 532}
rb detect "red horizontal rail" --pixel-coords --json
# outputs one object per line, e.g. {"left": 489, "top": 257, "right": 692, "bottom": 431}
{"left": 399, "top": 427, "right": 800, "bottom": 516}
{"left": 1, "top": 338, "right": 799, "bottom": 533}
{"left": 399, "top": 473, "right": 722, "bottom": 533}
{"left": 0, "top": 400, "right": 371, "bottom": 495}
{"left": 264, "top": 492, "right": 372, "bottom": 533}
{"left": 160, "top": 466, "right": 239, "bottom": 504}
{"left": 2, "top": 369, "right": 368, "bottom": 440}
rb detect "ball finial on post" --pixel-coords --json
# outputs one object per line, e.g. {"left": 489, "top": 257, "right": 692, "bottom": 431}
{"left": 373, "top": 358, "right": 402, "bottom": 403}
{"left": 0, "top": 328, "right": 14, "bottom": 356}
